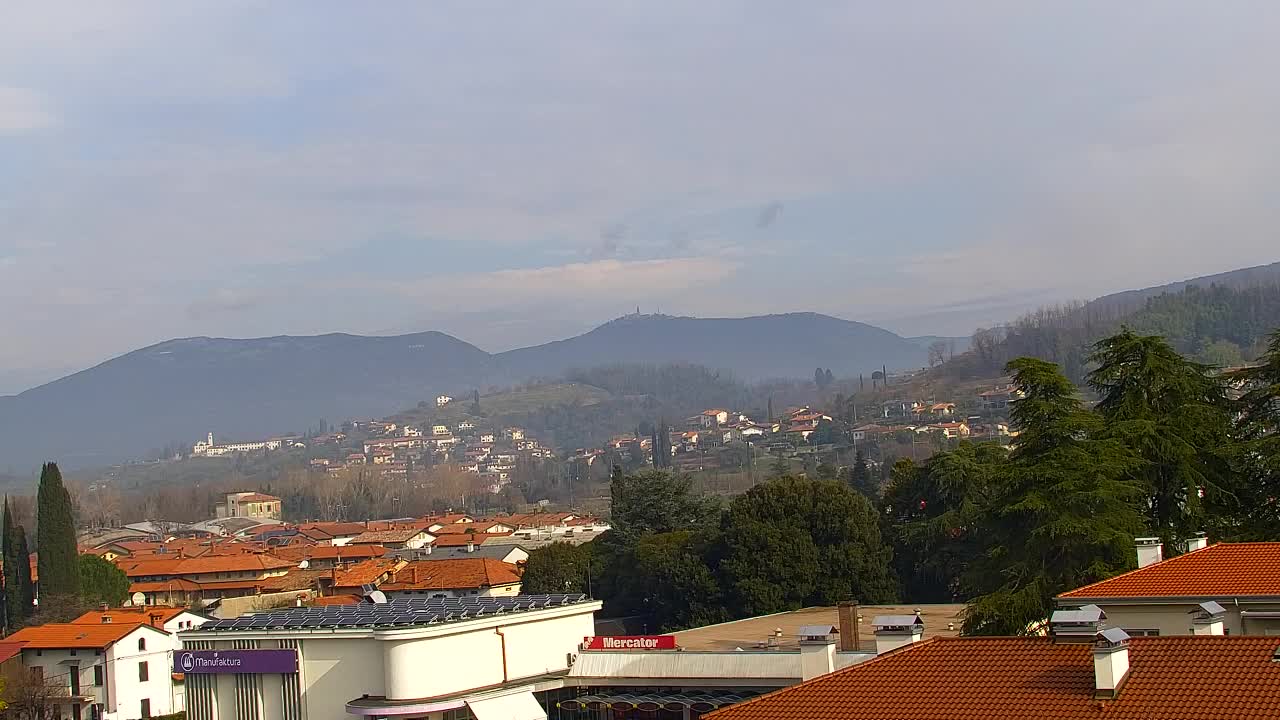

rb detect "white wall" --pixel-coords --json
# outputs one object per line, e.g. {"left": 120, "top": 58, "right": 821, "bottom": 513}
{"left": 1074, "top": 601, "right": 1280, "bottom": 637}
{"left": 298, "top": 637, "right": 385, "bottom": 720}
{"left": 106, "top": 627, "right": 179, "bottom": 720}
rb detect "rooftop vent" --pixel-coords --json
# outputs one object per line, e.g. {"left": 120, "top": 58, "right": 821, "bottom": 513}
{"left": 872, "top": 614, "right": 924, "bottom": 655}
{"left": 1093, "top": 628, "right": 1131, "bottom": 698}
{"left": 1050, "top": 604, "right": 1106, "bottom": 643}
{"left": 1191, "top": 600, "right": 1226, "bottom": 636}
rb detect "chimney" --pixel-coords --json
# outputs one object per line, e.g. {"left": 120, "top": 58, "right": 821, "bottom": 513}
{"left": 466, "top": 540, "right": 475, "bottom": 553}
{"left": 1093, "top": 628, "right": 1131, "bottom": 698}
{"left": 425, "top": 544, "right": 433, "bottom": 555}
{"left": 872, "top": 614, "right": 924, "bottom": 655}
{"left": 1184, "top": 532, "right": 1209, "bottom": 553}
{"left": 837, "top": 602, "right": 860, "bottom": 652}
{"left": 149, "top": 613, "right": 163, "bottom": 628}
{"left": 798, "top": 625, "right": 838, "bottom": 680}
{"left": 1190, "top": 601, "right": 1227, "bottom": 636}
{"left": 99, "top": 603, "right": 109, "bottom": 612}
{"left": 412, "top": 566, "right": 419, "bottom": 585}
{"left": 101, "top": 615, "right": 112, "bottom": 624}
{"left": 1135, "top": 537, "right": 1163, "bottom": 568}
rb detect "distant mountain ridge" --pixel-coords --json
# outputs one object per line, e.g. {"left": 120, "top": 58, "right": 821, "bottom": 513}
{"left": 0, "top": 312, "right": 926, "bottom": 470}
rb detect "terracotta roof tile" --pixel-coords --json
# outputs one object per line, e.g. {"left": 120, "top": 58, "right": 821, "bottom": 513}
{"left": 380, "top": 558, "right": 521, "bottom": 591}
{"left": 706, "top": 636, "right": 1280, "bottom": 720}
{"left": 72, "top": 607, "right": 191, "bottom": 626}
{"left": 1060, "top": 542, "right": 1280, "bottom": 599}
{"left": 349, "top": 528, "right": 432, "bottom": 544}
{"left": 5, "top": 622, "right": 167, "bottom": 649}
{"left": 432, "top": 533, "right": 511, "bottom": 547}
{"left": 129, "top": 578, "right": 203, "bottom": 593}
{"left": 117, "top": 554, "right": 294, "bottom": 578}
{"left": 331, "top": 558, "right": 406, "bottom": 589}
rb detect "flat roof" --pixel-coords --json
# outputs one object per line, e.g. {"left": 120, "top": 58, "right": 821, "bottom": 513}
{"left": 670, "top": 604, "right": 966, "bottom": 652}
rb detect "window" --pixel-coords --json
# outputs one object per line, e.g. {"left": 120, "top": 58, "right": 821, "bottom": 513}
{"left": 138, "top": 637, "right": 147, "bottom": 651}
{"left": 140, "top": 698, "right": 151, "bottom": 718}
{"left": 1124, "top": 629, "right": 1160, "bottom": 637}
{"left": 70, "top": 649, "right": 78, "bottom": 656}
{"left": 94, "top": 666, "right": 103, "bottom": 687}
{"left": 138, "top": 661, "right": 149, "bottom": 682}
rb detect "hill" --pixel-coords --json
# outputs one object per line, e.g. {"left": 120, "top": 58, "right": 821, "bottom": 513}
{"left": 497, "top": 313, "right": 926, "bottom": 381}
{"left": 0, "top": 313, "right": 924, "bottom": 471}
{"left": 950, "top": 263, "right": 1280, "bottom": 381}
{"left": 0, "top": 332, "right": 499, "bottom": 471}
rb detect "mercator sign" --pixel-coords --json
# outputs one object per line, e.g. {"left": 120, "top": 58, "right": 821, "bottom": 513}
{"left": 175, "top": 649, "right": 298, "bottom": 674}
{"left": 583, "top": 635, "right": 677, "bottom": 651}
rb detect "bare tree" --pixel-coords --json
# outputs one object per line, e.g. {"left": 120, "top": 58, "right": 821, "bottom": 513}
{"left": 927, "top": 340, "right": 949, "bottom": 368}
{"left": 4, "top": 669, "right": 67, "bottom": 720}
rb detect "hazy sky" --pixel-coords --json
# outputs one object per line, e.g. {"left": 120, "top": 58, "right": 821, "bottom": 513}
{"left": 4, "top": 2, "right": 1280, "bottom": 394}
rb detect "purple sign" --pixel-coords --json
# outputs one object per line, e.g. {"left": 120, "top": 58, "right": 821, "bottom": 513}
{"left": 175, "top": 649, "right": 298, "bottom": 674}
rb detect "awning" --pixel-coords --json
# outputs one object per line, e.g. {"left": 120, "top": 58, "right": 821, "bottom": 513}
{"left": 466, "top": 691, "right": 547, "bottom": 720}
{"left": 559, "top": 691, "right": 758, "bottom": 713}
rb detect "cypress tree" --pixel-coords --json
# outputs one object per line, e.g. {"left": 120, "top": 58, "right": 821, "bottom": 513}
{"left": 37, "top": 462, "right": 80, "bottom": 599}
{"left": 3, "top": 497, "right": 18, "bottom": 628}
{"left": 14, "top": 526, "right": 33, "bottom": 617}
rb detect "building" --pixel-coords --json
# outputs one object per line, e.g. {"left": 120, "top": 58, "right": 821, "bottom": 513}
{"left": 703, "top": 631, "right": 1280, "bottom": 720}
{"left": 120, "top": 554, "right": 295, "bottom": 606}
{"left": 7, "top": 620, "right": 182, "bottom": 720}
{"left": 348, "top": 528, "right": 434, "bottom": 550}
{"left": 978, "top": 385, "right": 1024, "bottom": 412}
{"left": 192, "top": 432, "right": 285, "bottom": 458}
{"left": 179, "top": 594, "right": 599, "bottom": 720}
{"left": 377, "top": 559, "right": 522, "bottom": 599}
{"left": 216, "top": 492, "right": 282, "bottom": 520}
{"left": 1055, "top": 540, "right": 1280, "bottom": 636}
{"left": 436, "top": 395, "right": 453, "bottom": 407}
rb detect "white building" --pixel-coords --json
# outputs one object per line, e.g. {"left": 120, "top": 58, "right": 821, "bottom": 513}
{"left": 436, "top": 395, "right": 453, "bottom": 407}
{"left": 9, "top": 606, "right": 210, "bottom": 720}
{"left": 192, "top": 432, "right": 285, "bottom": 457}
{"left": 180, "top": 594, "right": 599, "bottom": 720}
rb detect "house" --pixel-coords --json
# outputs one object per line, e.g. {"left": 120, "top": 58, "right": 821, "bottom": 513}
{"left": 363, "top": 437, "right": 423, "bottom": 454}
{"left": 415, "top": 544, "right": 530, "bottom": 565}
{"left": 480, "top": 432, "right": 496, "bottom": 444}
{"left": 700, "top": 409, "right": 731, "bottom": 428}
{"left": 215, "top": 491, "right": 282, "bottom": 520}
{"left": 503, "top": 427, "right": 526, "bottom": 441}
{"left": 436, "top": 395, "right": 453, "bottom": 407}
{"left": 370, "top": 448, "right": 395, "bottom": 464}
{"left": 929, "top": 402, "right": 956, "bottom": 416}
{"left": 191, "top": 432, "right": 285, "bottom": 457}
{"left": 431, "top": 425, "right": 450, "bottom": 436}
{"left": 926, "top": 421, "right": 971, "bottom": 439}
{"left": 118, "top": 553, "right": 295, "bottom": 605}
{"left": 456, "top": 420, "right": 476, "bottom": 431}
{"left": 1055, "top": 540, "right": 1280, "bottom": 637}
{"left": 979, "top": 385, "right": 1025, "bottom": 411}
{"left": 348, "top": 528, "right": 434, "bottom": 550}
{"left": 328, "top": 558, "right": 408, "bottom": 595}
{"left": 377, "top": 559, "right": 522, "bottom": 599}
{"left": 72, "top": 605, "right": 209, "bottom": 635}
{"left": 401, "top": 425, "right": 422, "bottom": 438}
{"left": 7, "top": 620, "right": 179, "bottom": 720}
{"left": 269, "top": 543, "right": 389, "bottom": 569}
{"left": 296, "top": 521, "right": 366, "bottom": 546}
{"left": 702, "top": 630, "right": 1280, "bottom": 720}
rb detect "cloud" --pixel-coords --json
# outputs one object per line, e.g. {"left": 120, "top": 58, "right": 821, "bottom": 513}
{"left": 0, "top": 87, "right": 55, "bottom": 133}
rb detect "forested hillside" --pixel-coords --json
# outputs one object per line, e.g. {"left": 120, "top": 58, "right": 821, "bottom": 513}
{"left": 953, "top": 282, "right": 1280, "bottom": 381}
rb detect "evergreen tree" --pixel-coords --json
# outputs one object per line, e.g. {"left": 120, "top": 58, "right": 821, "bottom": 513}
{"left": 1088, "top": 330, "right": 1234, "bottom": 550}
{"left": 1231, "top": 330, "right": 1280, "bottom": 537}
{"left": 849, "top": 450, "right": 877, "bottom": 499}
{"left": 962, "top": 358, "right": 1145, "bottom": 635}
{"left": 13, "top": 527, "right": 33, "bottom": 621}
{"left": 78, "top": 555, "right": 130, "bottom": 607}
{"left": 717, "top": 476, "right": 897, "bottom": 616}
{"left": 2, "top": 498, "right": 25, "bottom": 628}
{"left": 824, "top": 368, "right": 835, "bottom": 387}
{"left": 520, "top": 542, "right": 594, "bottom": 595}
{"left": 37, "top": 462, "right": 81, "bottom": 599}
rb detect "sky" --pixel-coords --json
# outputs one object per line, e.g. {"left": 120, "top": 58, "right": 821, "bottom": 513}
{"left": 3, "top": 2, "right": 1280, "bottom": 394}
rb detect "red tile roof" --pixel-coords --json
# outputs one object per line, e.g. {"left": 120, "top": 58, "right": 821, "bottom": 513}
{"left": 380, "top": 559, "right": 521, "bottom": 591}
{"left": 0, "top": 641, "right": 25, "bottom": 663}
{"left": 349, "top": 528, "right": 432, "bottom": 545}
{"left": 706, "top": 636, "right": 1280, "bottom": 720}
{"left": 5, "top": 622, "right": 167, "bottom": 649}
{"left": 1059, "top": 542, "right": 1280, "bottom": 599}
{"left": 129, "top": 578, "right": 203, "bottom": 593}
{"left": 431, "top": 533, "right": 510, "bottom": 547}
{"left": 331, "top": 558, "right": 406, "bottom": 589}
{"left": 311, "top": 594, "right": 361, "bottom": 606}
{"left": 72, "top": 607, "right": 192, "bottom": 626}
{"left": 117, "top": 554, "right": 294, "bottom": 578}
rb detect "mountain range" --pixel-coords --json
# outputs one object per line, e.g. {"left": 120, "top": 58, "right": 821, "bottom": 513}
{"left": 0, "top": 312, "right": 927, "bottom": 471}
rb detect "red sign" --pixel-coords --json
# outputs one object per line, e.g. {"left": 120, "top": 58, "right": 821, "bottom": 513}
{"left": 583, "top": 635, "right": 677, "bottom": 651}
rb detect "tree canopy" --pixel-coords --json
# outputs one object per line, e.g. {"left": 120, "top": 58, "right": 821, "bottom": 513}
{"left": 78, "top": 555, "right": 131, "bottom": 607}
{"left": 36, "top": 463, "right": 80, "bottom": 600}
